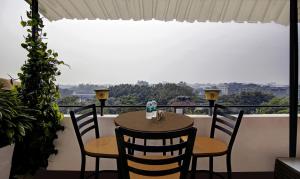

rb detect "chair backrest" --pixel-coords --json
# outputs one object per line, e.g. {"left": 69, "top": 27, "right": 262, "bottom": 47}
{"left": 70, "top": 104, "right": 99, "bottom": 154}
{"left": 210, "top": 104, "right": 244, "bottom": 153}
{"left": 115, "top": 127, "right": 197, "bottom": 179}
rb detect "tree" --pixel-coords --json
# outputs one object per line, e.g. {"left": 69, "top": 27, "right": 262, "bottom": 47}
{"left": 58, "top": 96, "right": 81, "bottom": 114}
{"left": 119, "top": 95, "right": 141, "bottom": 113}
{"left": 257, "top": 97, "right": 289, "bottom": 114}
{"left": 219, "top": 91, "right": 274, "bottom": 114}
{"left": 107, "top": 83, "right": 196, "bottom": 106}
{"left": 59, "top": 88, "right": 73, "bottom": 97}
{"left": 58, "top": 96, "right": 80, "bottom": 105}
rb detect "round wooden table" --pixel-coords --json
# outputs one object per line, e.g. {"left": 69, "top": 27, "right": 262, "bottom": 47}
{"left": 114, "top": 111, "right": 194, "bottom": 133}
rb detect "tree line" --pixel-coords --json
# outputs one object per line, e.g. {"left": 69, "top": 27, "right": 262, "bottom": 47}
{"left": 58, "top": 83, "right": 289, "bottom": 114}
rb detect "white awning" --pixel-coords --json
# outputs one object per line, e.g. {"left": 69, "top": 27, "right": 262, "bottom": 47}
{"left": 29, "top": 0, "right": 299, "bottom": 25}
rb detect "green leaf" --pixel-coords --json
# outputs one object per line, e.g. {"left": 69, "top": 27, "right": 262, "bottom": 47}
{"left": 7, "top": 129, "right": 14, "bottom": 139}
{"left": 21, "top": 43, "right": 28, "bottom": 48}
{"left": 18, "top": 125, "right": 26, "bottom": 136}
{"left": 20, "top": 21, "right": 27, "bottom": 27}
{"left": 26, "top": 11, "right": 31, "bottom": 18}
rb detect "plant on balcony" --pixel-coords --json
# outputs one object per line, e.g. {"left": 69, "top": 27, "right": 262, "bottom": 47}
{"left": 0, "top": 82, "right": 34, "bottom": 179}
{"left": 0, "top": 83, "right": 34, "bottom": 147}
{"left": 10, "top": 7, "right": 65, "bottom": 177}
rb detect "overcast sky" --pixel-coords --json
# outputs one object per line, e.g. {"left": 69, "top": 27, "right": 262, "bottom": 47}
{"left": 0, "top": 0, "right": 290, "bottom": 85}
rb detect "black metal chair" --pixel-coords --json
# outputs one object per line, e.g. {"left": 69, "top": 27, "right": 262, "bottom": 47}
{"left": 115, "top": 126, "right": 197, "bottom": 179}
{"left": 181, "top": 104, "right": 244, "bottom": 179}
{"left": 70, "top": 104, "right": 119, "bottom": 179}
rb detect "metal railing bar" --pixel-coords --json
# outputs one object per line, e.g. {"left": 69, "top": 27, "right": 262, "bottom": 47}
{"left": 58, "top": 105, "right": 294, "bottom": 108}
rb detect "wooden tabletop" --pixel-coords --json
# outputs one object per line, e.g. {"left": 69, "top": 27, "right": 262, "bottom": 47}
{"left": 114, "top": 111, "right": 194, "bottom": 133}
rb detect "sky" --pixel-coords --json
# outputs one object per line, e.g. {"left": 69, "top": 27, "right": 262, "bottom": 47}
{"left": 0, "top": 0, "right": 290, "bottom": 85}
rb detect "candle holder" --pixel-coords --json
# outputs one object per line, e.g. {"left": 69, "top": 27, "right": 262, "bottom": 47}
{"left": 95, "top": 89, "right": 109, "bottom": 116}
{"left": 204, "top": 89, "right": 221, "bottom": 116}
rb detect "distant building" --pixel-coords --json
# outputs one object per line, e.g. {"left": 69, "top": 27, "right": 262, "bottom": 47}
{"left": 239, "top": 87, "right": 256, "bottom": 93}
{"left": 197, "top": 88, "right": 205, "bottom": 96}
{"left": 136, "top": 80, "right": 149, "bottom": 86}
{"left": 72, "top": 91, "right": 95, "bottom": 102}
{"left": 217, "top": 84, "right": 229, "bottom": 95}
{"left": 267, "top": 87, "right": 288, "bottom": 97}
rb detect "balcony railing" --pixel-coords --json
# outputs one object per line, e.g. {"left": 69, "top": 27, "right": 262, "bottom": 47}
{"left": 59, "top": 104, "right": 290, "bottom": 108}
{"left": 47, "top": 113, "right": 298, "bottom": 173}
{"left": 58, "top": 104, "right": 291, "bottom": 115}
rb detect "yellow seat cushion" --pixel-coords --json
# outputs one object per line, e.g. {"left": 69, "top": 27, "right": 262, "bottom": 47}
{"left": 85, "top": 136, "right": 119, "bottom": 158}
{"left": 181, "top": 136, "right": 227, "bottom": 156}
{"left": 128, "top": 155, "right": 180, "bottom": 179}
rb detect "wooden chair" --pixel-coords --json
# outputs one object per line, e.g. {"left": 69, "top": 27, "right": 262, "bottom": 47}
{"left": 115, "top": 127, "right": 197, "bottom": 179}
{"left": 70, "top": 104, "right": 119, "bottom": 179}
{"left": 181, "top": 104, "right": 244, "bottom": 179}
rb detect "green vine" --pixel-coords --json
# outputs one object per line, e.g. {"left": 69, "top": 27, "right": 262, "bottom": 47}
{"left": 11, "top": 7, "right": 65, "bottom": 176}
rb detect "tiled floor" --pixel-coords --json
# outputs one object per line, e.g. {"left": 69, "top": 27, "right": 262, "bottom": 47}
{"left": 34, "top": 170, "right": 274, "bottom": 179}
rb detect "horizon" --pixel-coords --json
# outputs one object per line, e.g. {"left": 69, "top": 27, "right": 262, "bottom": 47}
{"left": 58, "top": 81, "right": 289, "bottom": 87}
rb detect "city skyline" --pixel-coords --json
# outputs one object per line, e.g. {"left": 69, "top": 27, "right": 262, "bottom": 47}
{"left": 58, "top": 81, "right": 289, "bottom": 87}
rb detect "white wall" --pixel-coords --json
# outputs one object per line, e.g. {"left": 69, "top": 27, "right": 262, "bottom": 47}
{"left": 47, "top": 115, "right": 300, "bottom": 172}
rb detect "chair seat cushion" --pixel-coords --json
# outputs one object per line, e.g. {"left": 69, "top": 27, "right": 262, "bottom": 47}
{"left": 85, "top": 136, "right": 119, "bottom": 158}
{"left": 128, "top": 155, "right": 180, "bottom": 179}
{"left": 181, "top": 136, "right": 227, "bottom": 156}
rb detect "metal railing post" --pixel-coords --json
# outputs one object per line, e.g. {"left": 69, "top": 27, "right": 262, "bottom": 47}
{"left": 289, "top": 0, "right": 298, "bottom": 158}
